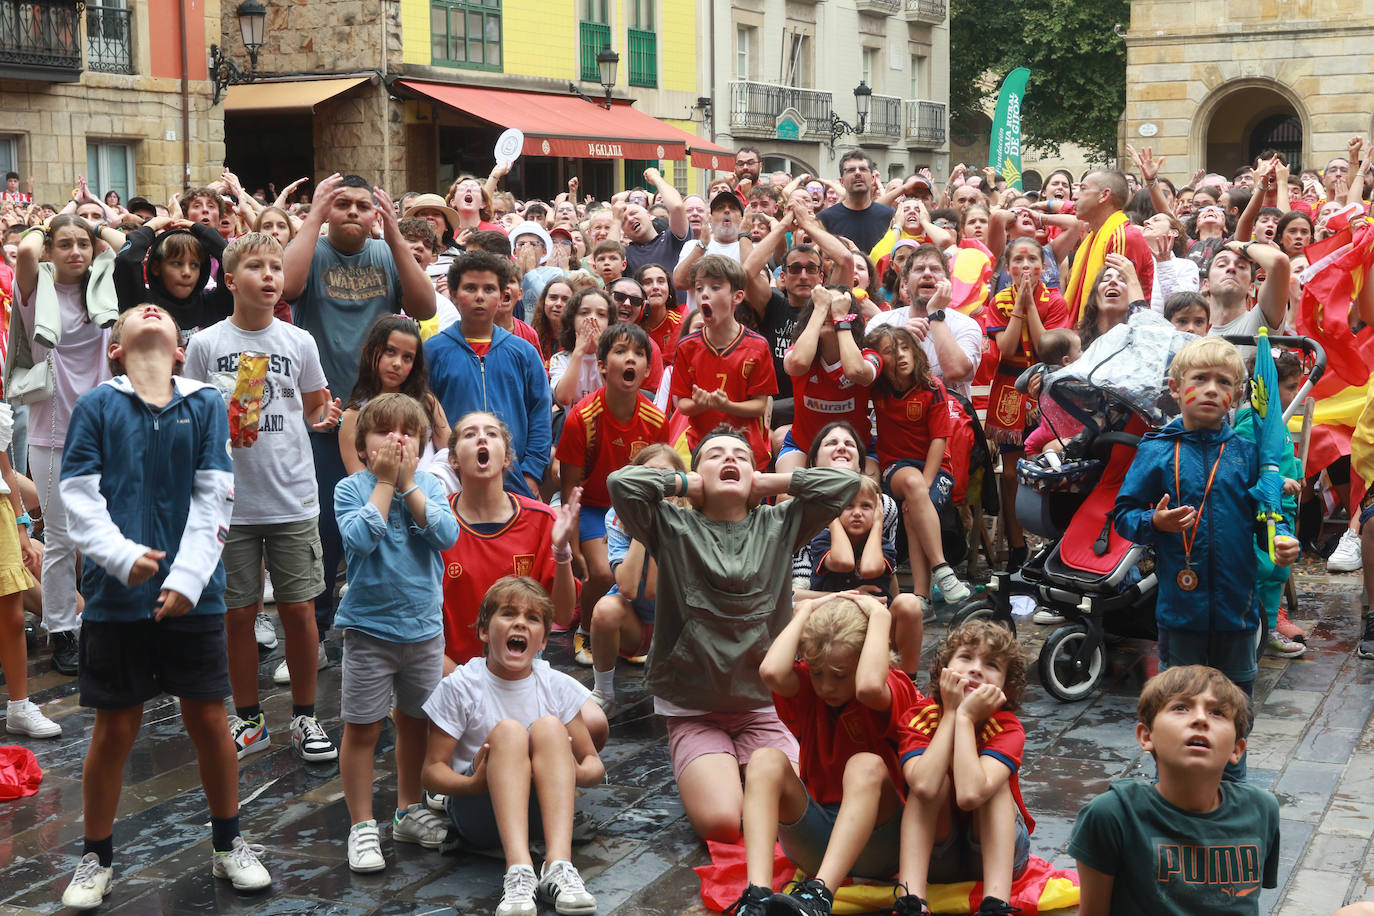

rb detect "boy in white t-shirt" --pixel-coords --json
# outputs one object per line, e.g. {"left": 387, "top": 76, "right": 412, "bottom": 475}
{"left": 184, "top": 232, "right": 343, "bottom": 764}
{"left": 422, "top": 576, "right": 604, "bottom": 916}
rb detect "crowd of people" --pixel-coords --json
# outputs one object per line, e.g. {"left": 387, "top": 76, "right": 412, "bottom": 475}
{"left": 1, "top": 132, "right": 1374, "bottom": 916}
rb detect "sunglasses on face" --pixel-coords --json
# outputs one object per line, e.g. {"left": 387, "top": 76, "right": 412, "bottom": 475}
{"left": 611, "top": 290, "right": 645, "bottom": 308}
{"left": 785, "top": 263, "right": 821, "bottom": 275}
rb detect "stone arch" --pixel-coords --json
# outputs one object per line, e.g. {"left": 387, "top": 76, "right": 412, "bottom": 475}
{"left": 1192, "top": 78, "right": 1311, "bottom": 177}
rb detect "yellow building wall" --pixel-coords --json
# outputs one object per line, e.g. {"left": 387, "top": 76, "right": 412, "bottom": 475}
{"left": 400, "top": 0, "right": 428, "bottom": 66}
{"left": 400, "top": 0, "right": 577, "bottom": 76}
{"left": 657, "top": 0, "right": 695, "bottom": 94}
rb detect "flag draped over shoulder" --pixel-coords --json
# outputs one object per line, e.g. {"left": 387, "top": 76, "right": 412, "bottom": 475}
{"left": 1062, "top": 211, "right": 1129, "bottom": 327}
{"left": 1295, "top": 211, "right": 1374, "bottom": 388}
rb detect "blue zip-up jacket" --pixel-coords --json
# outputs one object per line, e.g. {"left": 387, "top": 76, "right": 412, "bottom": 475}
{"left": 59, "top": 376, "right": 235, "bottom": 621}
{"left": 425, "top": 322, "right": 551, "bottom": 498}
{"left": 1114, "top": 418, "right": 1263, "bottom": 633}
{"left": 333, "top": 469, "right": 459, "bottom": 643}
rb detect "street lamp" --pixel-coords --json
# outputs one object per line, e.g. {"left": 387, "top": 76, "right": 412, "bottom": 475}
{"left": 829, "top": 81, "right": 873, "bottom": 152}
{"left": 210, "top": 0, "right": 269, "bottom": 106}
{"left": 569, "top": 45, "right": 620, "bottom": 110}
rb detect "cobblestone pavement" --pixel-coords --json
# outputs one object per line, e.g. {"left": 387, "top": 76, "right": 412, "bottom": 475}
{"left": 1, "top": 568, "right": 1370, "bottom": 915}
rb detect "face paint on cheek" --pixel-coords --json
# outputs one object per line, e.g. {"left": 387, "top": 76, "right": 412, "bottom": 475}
{"left": 1220, "top": 391, "right": 1233, "bottom": 410}
{"left": 1183, "top": 386, "right": 1199, "bottom": 405}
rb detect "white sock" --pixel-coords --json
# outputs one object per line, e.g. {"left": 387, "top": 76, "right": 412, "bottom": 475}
{"left": 592, "top": 667, "right": 615, "bottom": 697}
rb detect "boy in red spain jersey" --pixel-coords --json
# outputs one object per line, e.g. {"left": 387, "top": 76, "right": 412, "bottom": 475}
{"left": 672, "top": 255, "right": 776, "bottom": 470}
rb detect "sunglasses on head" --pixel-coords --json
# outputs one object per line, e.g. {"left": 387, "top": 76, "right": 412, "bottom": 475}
{"left": 611, "top": 290, "right": 645, "bottom": 307}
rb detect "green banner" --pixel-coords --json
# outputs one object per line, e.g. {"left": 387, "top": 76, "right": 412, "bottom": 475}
{"left": 989, "top": 68, "right": 1030, "bottom": 191}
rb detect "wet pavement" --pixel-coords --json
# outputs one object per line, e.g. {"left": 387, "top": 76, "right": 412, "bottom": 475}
{"left": 2, "top": 564, "right": 1372, "bottom": 915}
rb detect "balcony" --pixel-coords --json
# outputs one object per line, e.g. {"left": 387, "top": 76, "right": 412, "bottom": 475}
{"left": 905, "top": 0, "right": 947, "bottom": 23}
{"left": 578, "top": 20, "right": 610, "bottom": 82}
{"left": 855, "top": 0, "right": 901, "bottom": 13}
{"left": 87, "top": 4, "right": 132, "bottom": 74}
{"left": 859, "top": 93, "right": 902, "bottom": 145}
{"left": 728, "top": 80, "right": 833, "bottom": 140}
{"left": 0, "top": 0, "right": 83, "bottom": 81}
{"left": 904, "top": 99, "right": 947, "bottom": 148}
{"left": 627, "top": 27, "right": 655, "bottom": 88}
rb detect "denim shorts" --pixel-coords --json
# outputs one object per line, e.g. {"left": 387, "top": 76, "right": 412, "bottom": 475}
{"left": 928, "top": 811, "right": 1031, "bottom": 885}
{"left": 881, "top": 459, "right": 955, "bottom": 510}
{"left": 779, "top": 795, "right": 902, "bottom": 880}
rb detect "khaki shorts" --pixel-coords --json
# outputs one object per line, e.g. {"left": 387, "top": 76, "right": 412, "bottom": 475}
{"left": 223, "top": 518, "right": 325, "bottom": 609}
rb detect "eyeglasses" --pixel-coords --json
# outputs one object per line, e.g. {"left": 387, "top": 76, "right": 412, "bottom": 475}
{"left": 610, "top": 290, "right": 645, "bottom": 308}
{"left": 785, "top": 263, "right": 821, "bottom": 275}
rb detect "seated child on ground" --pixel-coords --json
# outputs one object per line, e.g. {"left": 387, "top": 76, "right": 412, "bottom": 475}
{"left": 423, "top": 576, "right": 604, "bottom": 916}
{"left": 727, "top": 593, "right": 920, "bottom": 916}
{"left": 893, "top": 620, "right": 1033, "bottom": 916}
{"left": 1069, "top": 665, "right": 1279, "bottom": 916}
{"left": 807, "top": 475, "right": 925, "bottom": 674}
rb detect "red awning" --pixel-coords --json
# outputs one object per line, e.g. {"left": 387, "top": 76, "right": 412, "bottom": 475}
{"left": 398, "top": 80, "right": 693, "bottom": 162}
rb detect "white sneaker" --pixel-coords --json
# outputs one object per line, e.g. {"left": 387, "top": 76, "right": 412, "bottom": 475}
{"left": 1033, "top": 609, "right": 1067, "bottom": 625}
{"left": 930, "top": 564, "right": 971, "bottom": 603}
{"left": 6, "top": 698, "right": 60, "bottom": 738}
{"left": 424, "top": 789, "right": 447, "bottom": 812}
{"left": 273, "top": 641, "right": 329, "bottom": 685}
{"left": 1328, "top": 529, "right": 1362, "bottom": 572}
{"left": 228, "top": 714, "right": 270, "bottom": 759}
{"left": 253, "top": 612, "right": 278, "bottom": 650}
{"left": 290, "top": 714, "right": 338, "bottom": 762}
{"left": 589, "top": 687, "right": 615, "bottom": 717}
{"left": 262, "top": 571, "right": 275, "bottom": 605}
{"left": 347, "top": 820, "right": 386, "bottom": 873}
{"left": 391, "top": 803, "right": 448, "bottom": 848}
{"left": 538, "top": 859, "right": 596, "bottom": 915}
{"left": 498, "top": 864, "right": 539, "bottom": 916}
{"left": 211, "top": 836, "right": 271, "bottom": 891}
{"left": 61, "top": 853, "right": 112, "bottom": 910}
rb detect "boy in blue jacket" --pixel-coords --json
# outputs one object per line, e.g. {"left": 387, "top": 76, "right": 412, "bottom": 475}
{"left": 425, "top": 250, "right": 551, "bottom": 499}
{"left": 1114, "top": 336, "right": 1298, "bottom": 781}
{"left": 57, "top": 304, "right": 269, "bottom": 910}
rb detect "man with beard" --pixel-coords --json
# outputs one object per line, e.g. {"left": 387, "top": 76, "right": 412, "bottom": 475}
{"left": 817, "top": 150, "right": 895, "bottom": 253}
{"left": 733, "top": 147, "right": 763, "bottom": 205}
{"left": 621, "top": 168, "right": 689, "bottom": 276}
{"left": 741, "top": 201, "right": 856, "bottom": 425}
{"left": 866, "top": 244, "right": 983, "bottom": 397}
{"left": 1203, "top": 240, "right": 1289, "bottom": 338}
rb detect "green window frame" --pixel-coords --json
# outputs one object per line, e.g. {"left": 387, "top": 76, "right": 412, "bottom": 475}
{"left": 578, "top": 20, "right": 611, "bottom": 81}
{"left": 431, "top": 0, "right": 502, "bottom": 71}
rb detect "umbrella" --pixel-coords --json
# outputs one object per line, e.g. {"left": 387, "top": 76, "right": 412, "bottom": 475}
{"left": 1248, "top": 327, "right": 1290, "bottom": 562}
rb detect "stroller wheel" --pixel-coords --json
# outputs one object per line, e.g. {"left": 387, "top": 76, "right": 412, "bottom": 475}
{"left": 949, "top": 598, "right": 1016, "bottom": 637}
{"left": 1038, "top": 624, "right": 1105, "bottom": 702}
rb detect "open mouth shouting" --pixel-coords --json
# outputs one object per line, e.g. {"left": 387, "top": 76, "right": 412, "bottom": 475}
{"left": 475, "top": 444, "right": 491, "bottom": 470}
{"left": 719, "top": 465, "right": 741, "bottom": 482}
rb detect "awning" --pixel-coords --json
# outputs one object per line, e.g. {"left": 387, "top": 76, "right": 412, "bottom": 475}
{"left": 659, "top": 126, "right": 734, "bottom": 171}
{"left": 224, "top": 77, "right": 372, "bottom": 114}
{"left": 400, "top": 80, "right": 708, "bottom": 162}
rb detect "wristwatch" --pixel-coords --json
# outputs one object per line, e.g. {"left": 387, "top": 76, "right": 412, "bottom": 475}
{"left": 928, "top": 309, "right": 946, "bottom": 322}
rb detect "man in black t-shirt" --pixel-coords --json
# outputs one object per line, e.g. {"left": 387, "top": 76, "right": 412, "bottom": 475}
{"left": 621, "top": 167, "right": 689, "bottom": 275}
{"left": 817, "top": 149, "right": 895, "bottom": 253}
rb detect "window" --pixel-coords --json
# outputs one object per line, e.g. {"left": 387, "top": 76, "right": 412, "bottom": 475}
{"left": 627, "top": 0, "right": 656, "bottom": 87}
{"left": 86, "top": 141, "right": 135, "bottom": 202}
{"left": 583, "top": 0, "right": 608, "bottom": 22}
{"left": 0, "top": 136, "right": 17, "bottom": 177}
{"left": 735, "top": 26, "right": 753, "bottom": 80}
{"left": 909, "top": 54, "right": 924, "bottom": 98}
{"left": 87, "top": 0, "right": 133, "bottom": 74}
{"left": 579, "top": 0, "right": 611, "bottom": 81}
{"left": 431, "top": 0, "right": 502, "bottom": 70}
{"left": 784, "top": 31, "right": 810, "bottom": 87}
{"left": 862, "top": 47, "right": 878, "bottom": 90}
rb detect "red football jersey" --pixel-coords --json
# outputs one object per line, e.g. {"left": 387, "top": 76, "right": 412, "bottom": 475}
{"left": 897, "top": 697, "right": 1035, "bottom": 833}
{"left": 556, "top": 388, "right": 669, "bottom": 508}
{"left": 671, "top": 326, "right": 777, "bottom": 468}
{"left": 773, "top": 663, "right": 921, "bottom": 806}
{"left": 871, "top": 377, "right": 958, "bottom": 470}
{"left": 645, "top": 304, "right": 687, "bottom": 364}
{"left": 787, "top": 348, "right": 880, "bottom": 452}
{"left": 441, "top": 493, "right": 568, "bottom": 664}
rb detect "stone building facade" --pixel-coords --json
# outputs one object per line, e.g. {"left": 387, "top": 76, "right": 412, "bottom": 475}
{"left": 1123, "top": 0, "right": 1374, "bottom": 181}
{"left": 0, "top": 0, "right": 223, "bottom": 206}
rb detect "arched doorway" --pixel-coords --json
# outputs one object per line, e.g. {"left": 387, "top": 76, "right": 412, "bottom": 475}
{"left": 1201, "top": 82, "right": 1305, "bottom": 177}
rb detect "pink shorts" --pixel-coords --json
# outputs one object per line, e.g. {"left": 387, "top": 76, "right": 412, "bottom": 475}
{"left": 666, "top": 707, "right": 800, "bottom": 780}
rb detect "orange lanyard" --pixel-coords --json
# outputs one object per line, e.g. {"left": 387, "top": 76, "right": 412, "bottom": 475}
{"left": 1173, "top": 440, "right": 1226, "bottom": 565}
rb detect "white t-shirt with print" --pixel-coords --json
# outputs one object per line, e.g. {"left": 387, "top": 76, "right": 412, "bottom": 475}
{"left": 184, "top": 317, "right": 328, "bottom": 524}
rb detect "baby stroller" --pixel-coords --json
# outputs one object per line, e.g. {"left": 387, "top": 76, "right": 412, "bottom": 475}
{"left": 950, "top": 312, "right": 1325, "bottom": 701}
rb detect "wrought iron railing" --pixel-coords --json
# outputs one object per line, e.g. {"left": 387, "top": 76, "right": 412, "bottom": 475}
{"left": 855, "top": 0, "right": 901, "bottom": 13}
{"left": 904, "top": 99, "right": 947, "bottom": 147}
{"left": 728, "top": 80, "right": 833, "bottom": 138}
{"left": 0, "top": 0, "right": 82, "bottom": 78}
{"left": 905, "top": 0, "right": 947, "bottom": 22}
{"left": 862, "top": 94, "right": 902, "bottom": 140}
{"left": 87, "top": 4, "right": 132, "bottom": 74}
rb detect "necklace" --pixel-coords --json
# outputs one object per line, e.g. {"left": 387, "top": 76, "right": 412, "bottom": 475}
{"left": 1172, "top": 440, "right": 1225, "bottom": 591}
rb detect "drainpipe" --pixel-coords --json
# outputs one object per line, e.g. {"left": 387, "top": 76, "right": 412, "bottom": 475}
{"left": 180, "top": 0, "right": 191, "bottom": 187}
{"left": 380, "top": 0, "right": 390, "bottom": 191}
